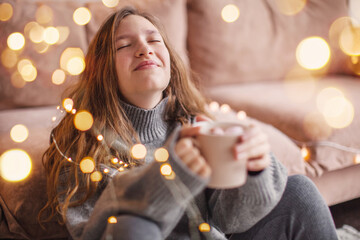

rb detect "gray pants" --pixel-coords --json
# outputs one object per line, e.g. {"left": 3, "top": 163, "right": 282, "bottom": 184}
{"left": 103, "top": 175, "right": 338, "bottom": 240}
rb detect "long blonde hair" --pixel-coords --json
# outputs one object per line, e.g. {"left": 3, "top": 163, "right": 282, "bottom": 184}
{"left": 39, "top": 7, "right": 209, "bottom": 224}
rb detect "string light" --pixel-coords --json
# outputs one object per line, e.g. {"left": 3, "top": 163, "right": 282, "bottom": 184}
{"left": 198, "top": 222, "right": 211, "bottom": 232}
{"left": 301, "top": 146, "right": 311, "bottom": 161}
{"left": 108, "top": 216, "right": 117, "bottom": 224}
{"left": 97, "top": 134, "right": 104, "bottom": 141}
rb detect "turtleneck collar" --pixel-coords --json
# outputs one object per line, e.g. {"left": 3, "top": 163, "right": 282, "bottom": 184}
{"left": 119, "top": 97, "right": 170, "bottom": 144}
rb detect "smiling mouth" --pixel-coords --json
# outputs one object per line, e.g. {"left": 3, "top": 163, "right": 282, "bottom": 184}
{"left": 134, "top": 61, "right": 159, "bottom": 71}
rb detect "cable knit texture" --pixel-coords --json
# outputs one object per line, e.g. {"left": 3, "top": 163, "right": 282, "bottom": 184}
{"left": 58, "top": 97, "right": 288, "bottom": 240}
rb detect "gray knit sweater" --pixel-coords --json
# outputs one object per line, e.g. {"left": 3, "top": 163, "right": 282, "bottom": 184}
{"left": 60, "top": 97, "right": 288, "bottom": 240}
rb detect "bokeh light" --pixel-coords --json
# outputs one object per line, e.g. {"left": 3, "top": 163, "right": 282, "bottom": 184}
{"left": 329, "top": 17, "right": 353, "bottom": 48}
{"left": 316, "top": 87, "right": 344, "bottom": 113}
{"left": 60, "top": 48, "right": 85, "bottom": 75}
{"left": 56, "top": 26, "right": 70, "bottom": 45}
{"left": 111, "top": 157, "right": 119, "bottom": 164}
{"left": 10, "top": 124, "right": 29, "bottom": 143}
{"left": 354, "top": 154, "right": 360, "bottom": 164}
{"left": 221, "top": 4, "right": 240, "bottom": 23}
{"left": 160, "top": 163, "right": 172, "bottom": 176}
{"left": 164, "top": 171, "right": 176, "bottom": 180}
{"left": 198, "top": 223, "right": 211, "bottom": 232}
{"left": 220, "top": 104, "right": 231, "bottom": 113}
{"left": 1, "top": 48, "right": 17, "bottom": 68}
{"left": 0, "top": 149, "right": 32, "bottom": 182}
{"left": 90, "top": 171, "right": 103, "bottom": 182}
{"left": 296, "top": 37, "right": 331, "bottom": 70}
{"left": 102, "top": 0, "right": 119, "bottom": 8}
{"left": 52, "top": 69, "right": 66, "bottom": 85}
{"left": 80, "top": 157, "right": 95, "bottom": 173}
{"left": 0, "top": 3, "right": 13, "bottom": 21}
{"left": 209, "top": 101, "right": 219, "bottom": 112}
{"left": 29, "top": 24, "right": 45, "bottom": 43}
{"left": 74, "top": 110, "right": 94, "bottom": 131}
{"left": 154, "top": 148, "right": 169, "bottom": 162}
{"left": 275, "top": 0, "right": 306, "bottom": 16}
{"left": 131, "top": 144, "right": 147, "bottom": 159}
{"left": 62, "top": 98, "right": 74, "bottom": 112}
{"left": 237, "top": 111, "right": 247, "bottom": 120}
{"left": 73, "top": 7, "right": 91, "bottom": 25}
{"left": 17, "top": 60, "right": 37, "bottom": 82}
{"left": 36, "top": 5, "right": 53, "bottom": 24}
{"left": 11, "top": 72, "right": 26, "bottom": 88}
{"left": 321, "top": 96, "right": 354, "bottom": 129}
{"left": 66, "top": 56, "right": 85, "bottom": 75}
{"left": 34, "top": 41, "right": 50, "bottom": 54}
{"left": 44, "top": 27, "right": 60, "bottom": 45}
{"left": 7, "top": 32, "right": 25, "bottom": 51}
{"left": 339, "top": 25, "right": 360, "bottom": 56}
{"left": 97, "top": 134, "right": 104, "bottom": 141}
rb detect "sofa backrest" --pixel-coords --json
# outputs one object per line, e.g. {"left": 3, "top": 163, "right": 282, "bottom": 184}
{"left": 187, "top": 0, "right": 351, "bottom": 87}
{"left": 0, "top": 0, "right": 188, "bottom": 110}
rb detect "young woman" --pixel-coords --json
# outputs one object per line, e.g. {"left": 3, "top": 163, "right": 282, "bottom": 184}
{"left": 40, "top": 7, "right": 338, "bottom": 240}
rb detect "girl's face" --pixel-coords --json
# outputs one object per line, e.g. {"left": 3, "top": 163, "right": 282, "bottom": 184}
{"left": 115, "top": 15, "right": 171, "bottom": 109}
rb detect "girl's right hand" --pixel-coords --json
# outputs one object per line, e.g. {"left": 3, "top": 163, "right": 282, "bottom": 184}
{"left": 174, "top": 125, "right": 212, "bottom": 179}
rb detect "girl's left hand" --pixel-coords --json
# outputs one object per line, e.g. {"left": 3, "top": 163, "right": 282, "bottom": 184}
{"left": 233, "top": 122, "right": 271, "bottom": 172}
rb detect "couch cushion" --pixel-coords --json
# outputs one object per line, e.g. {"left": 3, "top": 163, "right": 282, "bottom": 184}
{"left": 0, "top": 1, "right": 87, "bottom": 110}
{"left": 86, "top": 0, "right": 189, "bottom": 63}
{"left": 0, "top": 106, "right": 68, "bottom": 239}
{"left": 205, "top": 76, "right": 360, "bottom": 176}
{"left": 187, "top": 0, "right": 350, "bottom": 87}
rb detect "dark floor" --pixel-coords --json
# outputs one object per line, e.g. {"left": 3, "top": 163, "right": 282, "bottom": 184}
{"left": 330, "top": 197, "right": 360, "bottom": 231}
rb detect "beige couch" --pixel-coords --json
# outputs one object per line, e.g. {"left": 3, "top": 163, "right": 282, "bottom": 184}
{"left": 1, "top": 0, "right": 360, "bottom": 238}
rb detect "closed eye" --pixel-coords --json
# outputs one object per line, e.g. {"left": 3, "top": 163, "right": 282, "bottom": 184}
{"left": 148, "top": 39, "right": 161, "bottom": 43}
{"left": 116, "top": 44, "right": 131, "bottom": 51}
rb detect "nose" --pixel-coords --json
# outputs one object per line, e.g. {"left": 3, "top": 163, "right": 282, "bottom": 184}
{"left": 135, "top": 42, "right": 153, "bottom": 57}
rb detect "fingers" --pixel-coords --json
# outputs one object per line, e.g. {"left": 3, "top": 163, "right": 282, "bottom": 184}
{"left": 179, "top": 126, "right": 201, "bottom": 138}
{"left": 233, "top": 123, "right": 271, "bottom": 171}
{"left": 175, "top": 138, "right": 211, "bottom": 179}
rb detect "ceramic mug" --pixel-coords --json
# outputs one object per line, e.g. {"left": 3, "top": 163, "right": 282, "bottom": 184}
{"left": 196, "top": 121, "right": 249, "bottom": 189}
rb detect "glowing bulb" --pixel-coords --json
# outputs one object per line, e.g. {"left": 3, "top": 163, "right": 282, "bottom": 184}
{"left": 164, "top": 171, "right": 176, "bottom": 180}
{"left": 354, "top": 154, "right": 360, "bottom": 164}
{"left": 209, "top": 101, "right": 219, "bottom": 112}
{"left": 52, "top": 116, "right": 57, "bottom": 122}
{"left": 275, "top": 0, "right": 306, "bottom": 16}
{"left": 131, "top": 144, "right": 147, "bottom": 159}
{"left": 0, "top": 149, "right": 32, "bottom": 182}
{"left": 221, "top": 4, "right": 240, "bottom": 23}
{"left": 237, "top": 111, "right": 247, "bottom": 120}
{"left": 7, "top": 32, "right": 25, "bottom": 51}
{"left": 118, "top": 167, "right": 125, "bottom": 172}
{"left": 44, "top": 27, "right": 59, "bottom": 45}
{"left": 0, "top": 3, "right": 13, "bottom": 21}
{"left": 1, "top": 48, "right": 17, "bottom": 68}
{"left": 198, "top": 223, "right": 211, "bottom": 232}
{"left": 220, "top": 104, "right": 231, "bottom": 113}
{"left": 74, "top": 110, "right": 94, "bottom": 131}
{"left": 103, "top": 168, "right": 109, "bottom": 174}
{"left": 296, "top": 37, "right": 331, "bottom": 70}
{"left": 73, "top": 7, "right": 91, "bottom": 25}
{"left": 108, "top": 216, "right": 117, "bottom": 224}
{"left": 102, "top": 0, "right": 119, "bottom": 8}
{"left": 111, "top": 157, "right": 119, "bottom": 164}
{"left": 62, "top": 98, "right": 74, "bottom": 112}
{"left": 160, "top": 163, "right": 172, "bottom": 176}
{"left": 91, "top": 171, "right": 102, "bottom": 182}
{"left": 301, "top": 146, "right": 310, "bottom": 161}
{"left": 80, "top": 157, "right": 95, "bottom": 173}
{"left": 52, "top": 69, "right": 66, "bottom": 85}
{"left": 10, "top": 124, "right": 29, "bottom": 143}
{"left": 154, "top": 148, "right": 169, "bottom": 162}
{"left": 97, "top": 134, "right": 104, "bottom": 141}
{"left": 71, "top": 109, "right": 77, "bottom": 114}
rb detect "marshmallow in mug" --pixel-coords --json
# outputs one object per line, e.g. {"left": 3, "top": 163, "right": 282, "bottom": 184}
{"left": 209, "top": 126, "right": 244, "bottom": 136}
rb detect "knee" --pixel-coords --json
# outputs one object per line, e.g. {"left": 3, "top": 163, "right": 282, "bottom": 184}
{"left": 285, "top": 175, "right": 327, "bottom": 209}
{"left": 103, "top": 215, "right": 162, "bottom": 240}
